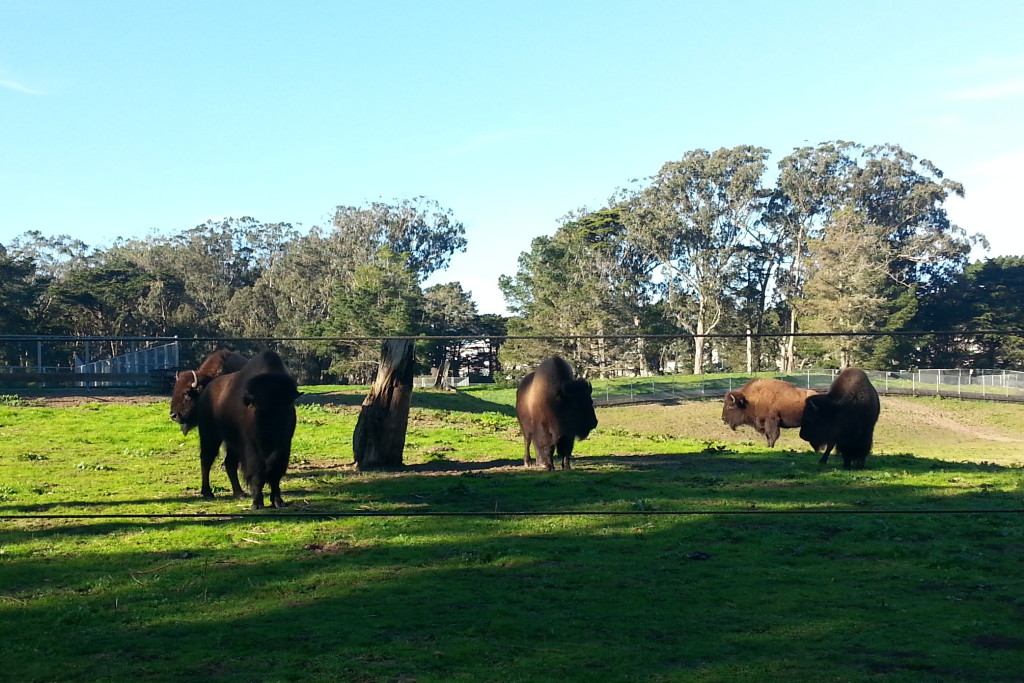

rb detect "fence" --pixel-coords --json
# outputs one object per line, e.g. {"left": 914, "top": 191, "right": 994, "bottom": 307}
{"left": 593, "top": 368, "right": 1024, "bottom": 406}
{"left": 0, "top": 341, "right": 180, "bottom": 390}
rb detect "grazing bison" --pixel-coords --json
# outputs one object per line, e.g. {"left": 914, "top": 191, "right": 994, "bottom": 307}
{"left": 195, "top": 351, "right": 300, "bottom": 509}
{"left": 800, "top": 367, "right": 880, "bottom": 469}
{"left": 516, "top": 356, "right": 598, "bottom": 470}
{"left": 721, "top": 378, "right": 817, "bottom": 447}
{"left": 169, "top": 349, "right": 248, "bottom": 435}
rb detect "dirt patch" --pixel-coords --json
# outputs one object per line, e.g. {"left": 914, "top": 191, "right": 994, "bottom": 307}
{"left": 882, "top": 397, "right": 1024, "bottom": 443}
{"left": 5, "top": 390, "right": 168, "bottom": 408}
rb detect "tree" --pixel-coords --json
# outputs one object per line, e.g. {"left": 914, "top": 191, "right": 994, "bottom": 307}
{"left": 0, "top": 245, "right": 45, "bottom": 365}
{"left": 798, "top": 209, "right": 891, "bottom": 368}
{"left": 329, "top": 197, "right": 467, "bottom": 280}
{"left": 768, "top": 141, "right": 859, "bottom": 371}
{"left": 422, "top": 282, "right": 478, "bottom": 387}
{"left": 917, "top": 257, "right": 1024, "bottom": 369}
{"left": 498, "top": 209, "right": 656, "bottom": 378}
{"left": 324, "top": 247, "right": 425, "bottom": 383}
{"left": 50, "top": 259, "right": 159, "bottom": 357}
{"left": 623, "top": 146, "right": 770, "bottom": 373}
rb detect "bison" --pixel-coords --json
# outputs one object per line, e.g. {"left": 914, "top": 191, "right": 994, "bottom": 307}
{"left": 169, "top": 349, "right": 248, "bottom": 435}
{"left": 721, "top": 378, "right": 817, "bottom": 447}
{"left": 516, "top": 356, "right": 598, "bottom": 470}
{"left": 194, "top": 350, "right": 300, "bottom": 509}
{"left": 799, "top": 367, "right": 880, "bottom": 469}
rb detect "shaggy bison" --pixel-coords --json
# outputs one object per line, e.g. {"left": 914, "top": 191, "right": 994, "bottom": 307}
{"left": 194, "top": 350, "right": 300, "bottom": 509}
{"left": 721, "top": 378, "right": 817, "bottom": 447}
{"left": 516, "top": 356, "right": 598, "bottom": 470}
{"left": 169, "top": 349, "right": 248, "bottom": 435}
{"left": 800, "top": 367, "right": 880, "bottom": 469}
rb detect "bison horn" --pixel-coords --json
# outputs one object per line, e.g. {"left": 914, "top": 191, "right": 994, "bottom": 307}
{"left": 190, "top": 370, "right": 199, "bottom": 389}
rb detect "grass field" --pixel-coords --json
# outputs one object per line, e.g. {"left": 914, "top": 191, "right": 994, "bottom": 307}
{"left": 2, "top": 386, "right": 1023, "bottom": 681}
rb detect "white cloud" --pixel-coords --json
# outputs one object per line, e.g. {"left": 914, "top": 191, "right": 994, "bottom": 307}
{"left": 0, "top": 77, "right": 43, "bottom": 96}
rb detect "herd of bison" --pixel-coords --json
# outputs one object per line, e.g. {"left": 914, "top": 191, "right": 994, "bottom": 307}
{"left": 167, "top": 349, "right": 881, "bottom": 510}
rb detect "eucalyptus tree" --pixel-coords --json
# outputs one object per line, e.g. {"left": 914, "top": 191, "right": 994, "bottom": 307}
{"left": 622, "top": 146, "right": 770, "bottom": 374}
{"left": 329, "top": 196, "right": 467, "bottom": 279}
{"left": 798, "top": 208, "right": 891, "bottom": 368}
{"left": 768, "top": 141, "right": 858, "bottom": 371}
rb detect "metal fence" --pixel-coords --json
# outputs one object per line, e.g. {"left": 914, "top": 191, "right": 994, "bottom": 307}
{"left": 74, "top": 342, "right": 180, "bottom": 376}
{"left": 594, "top": 368, "right": 1024, "bottom": 406}
{"left": 0, "top": 341, "right": 180, "bottom": 389}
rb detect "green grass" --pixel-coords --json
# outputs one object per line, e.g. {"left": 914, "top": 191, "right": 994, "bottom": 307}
{"left": 2, "top": 388, "right": 1024, "bottom": 681}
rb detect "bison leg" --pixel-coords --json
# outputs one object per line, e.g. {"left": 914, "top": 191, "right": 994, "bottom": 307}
{"left": 556, "top": 435, "right": 575, "bottom": 470}
{"left": 523, "top": 435, "right": 534, "bottom": 467}
{"left": 763, "top": 417, "right": 780, "bottom": 448}
{"left": 535, "top": 443, "right": 555, "bottom": 471}
{"left": 818, "top": 444, "right": 834, "bottom": 465}
{"left": 198, "top": 433, "right": 222, "bottom": 500}
{"left": 223, "top": 447, "right": 246, "bottom": 499}
{"left": 268, "top": 478, "right": 287, "bottom": 508}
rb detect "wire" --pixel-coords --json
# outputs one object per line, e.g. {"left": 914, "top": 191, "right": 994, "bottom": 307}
{"left": 3, "top": 508, "right": 1022, "bottom": 521}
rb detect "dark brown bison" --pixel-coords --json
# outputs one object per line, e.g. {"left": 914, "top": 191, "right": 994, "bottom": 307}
{"left": 721, "top": 378, "right": 817, "bottom": 447}
{"left": 194, "top": 350, "right": 300, "bottom": 509}
{"left": 800, "top": 367, "right": 880, "bottom": 469}
{"left": 516, "top": 356, "right": 598, "bottom": 470}
{"left": 169, "top": 349, "right": 248, "bottom": 435}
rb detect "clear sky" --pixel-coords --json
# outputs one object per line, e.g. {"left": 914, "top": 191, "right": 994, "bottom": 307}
{"left": 2, "top": 1, "right": 1022, "bottom": 314}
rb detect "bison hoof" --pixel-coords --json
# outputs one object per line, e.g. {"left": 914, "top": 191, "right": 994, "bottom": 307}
{"left": 201, "top": 490, "right": 215, "bottom": 500}
{"left": 250, "top": 502, "right": 264, "bottom": 510}
{"left": 271, "top": 499, "right": 288, "bottom": 509}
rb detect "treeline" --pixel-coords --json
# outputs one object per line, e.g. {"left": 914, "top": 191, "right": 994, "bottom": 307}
{"left": 0, "top": 197, "right": 503, "bottom": 383}
{"left": 500, "top": 141, "right": 1024, "bottom": 376}
{"left": 2, "top": 141, "right": 1023, "bottom": 382}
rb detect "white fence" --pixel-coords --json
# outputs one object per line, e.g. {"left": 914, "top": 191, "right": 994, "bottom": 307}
{"left": 596, "top": 368, "right": 1024, "bottom": 406}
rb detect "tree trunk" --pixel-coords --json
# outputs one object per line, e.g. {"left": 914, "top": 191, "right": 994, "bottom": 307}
{"left": 692, "top": 319, "right": 705, "bottom": 375}
{"left": 353, "top": 339, "right": 415, "bottom": 470}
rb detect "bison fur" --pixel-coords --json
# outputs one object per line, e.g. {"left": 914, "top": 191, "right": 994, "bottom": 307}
{"left": 195, "top": 350, "right": 300, "bottom": 509}
{"left": 721, "top": 378, "right": 817, "bottom": 447}
{"left": 799, "top": 367, "right": 880, "bottom": 469}
{"left": 170, "top": 349, "right": 248, "bottom": 435}
{"left": 516, "top": 356, "right": 598, "bottom": 470}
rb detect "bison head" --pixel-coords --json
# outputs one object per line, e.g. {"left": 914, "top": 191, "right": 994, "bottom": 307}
{"left": 169, "top": 370, "right": 201, "bottom": 435}
{"left": 721, "top": 391, "right": 749, "bottom": 430}
{"left": 799, "top": 394, "right": 834, "bottom": 452}
{"left": 562, "top": 379, "right": 598, "bottom": 440}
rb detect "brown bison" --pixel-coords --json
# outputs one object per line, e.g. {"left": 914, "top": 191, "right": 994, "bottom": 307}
{"left": 721, "top": 378, "right": 817, "bottom": 447}
{"left": 800, "top": 367, "right": 880, "bottom": 469}
{"left": 194, "top": 350, "right": 300, "bottom": 509}
{"left": 169, "top": 349, "right": 248, "bottom": 435}
{"left": 516, "top": 356, "right": 598, "bottom": 470}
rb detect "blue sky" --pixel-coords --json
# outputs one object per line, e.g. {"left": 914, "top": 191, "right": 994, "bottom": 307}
{"left": 2, "top": 1, "right": 1022, "bottom": 314}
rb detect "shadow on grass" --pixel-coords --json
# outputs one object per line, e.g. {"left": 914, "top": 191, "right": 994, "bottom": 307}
{"left": 1, "top": 500, "right": 1022, "bottom": 682}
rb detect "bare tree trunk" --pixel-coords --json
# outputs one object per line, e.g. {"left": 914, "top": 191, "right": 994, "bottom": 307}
{"left": 692, "top": 319, "right": 705, "bottom": 375}
{"left": 635, "top": 316, "right": 651, "bottom": 377}
{"left": 746, "top": 328, "right": 753, "bottom": 373}
{"left": 353, "top": 339, "right": 415, "bottom": 471}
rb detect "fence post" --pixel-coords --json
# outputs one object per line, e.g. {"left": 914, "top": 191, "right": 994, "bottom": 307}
{"left": 936, "top": 370, "right": 941, "bottom": 397}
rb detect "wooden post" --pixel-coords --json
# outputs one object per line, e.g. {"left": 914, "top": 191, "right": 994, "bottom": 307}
{"left": 352, "top": 339, "right": 415, "bottom": 470}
